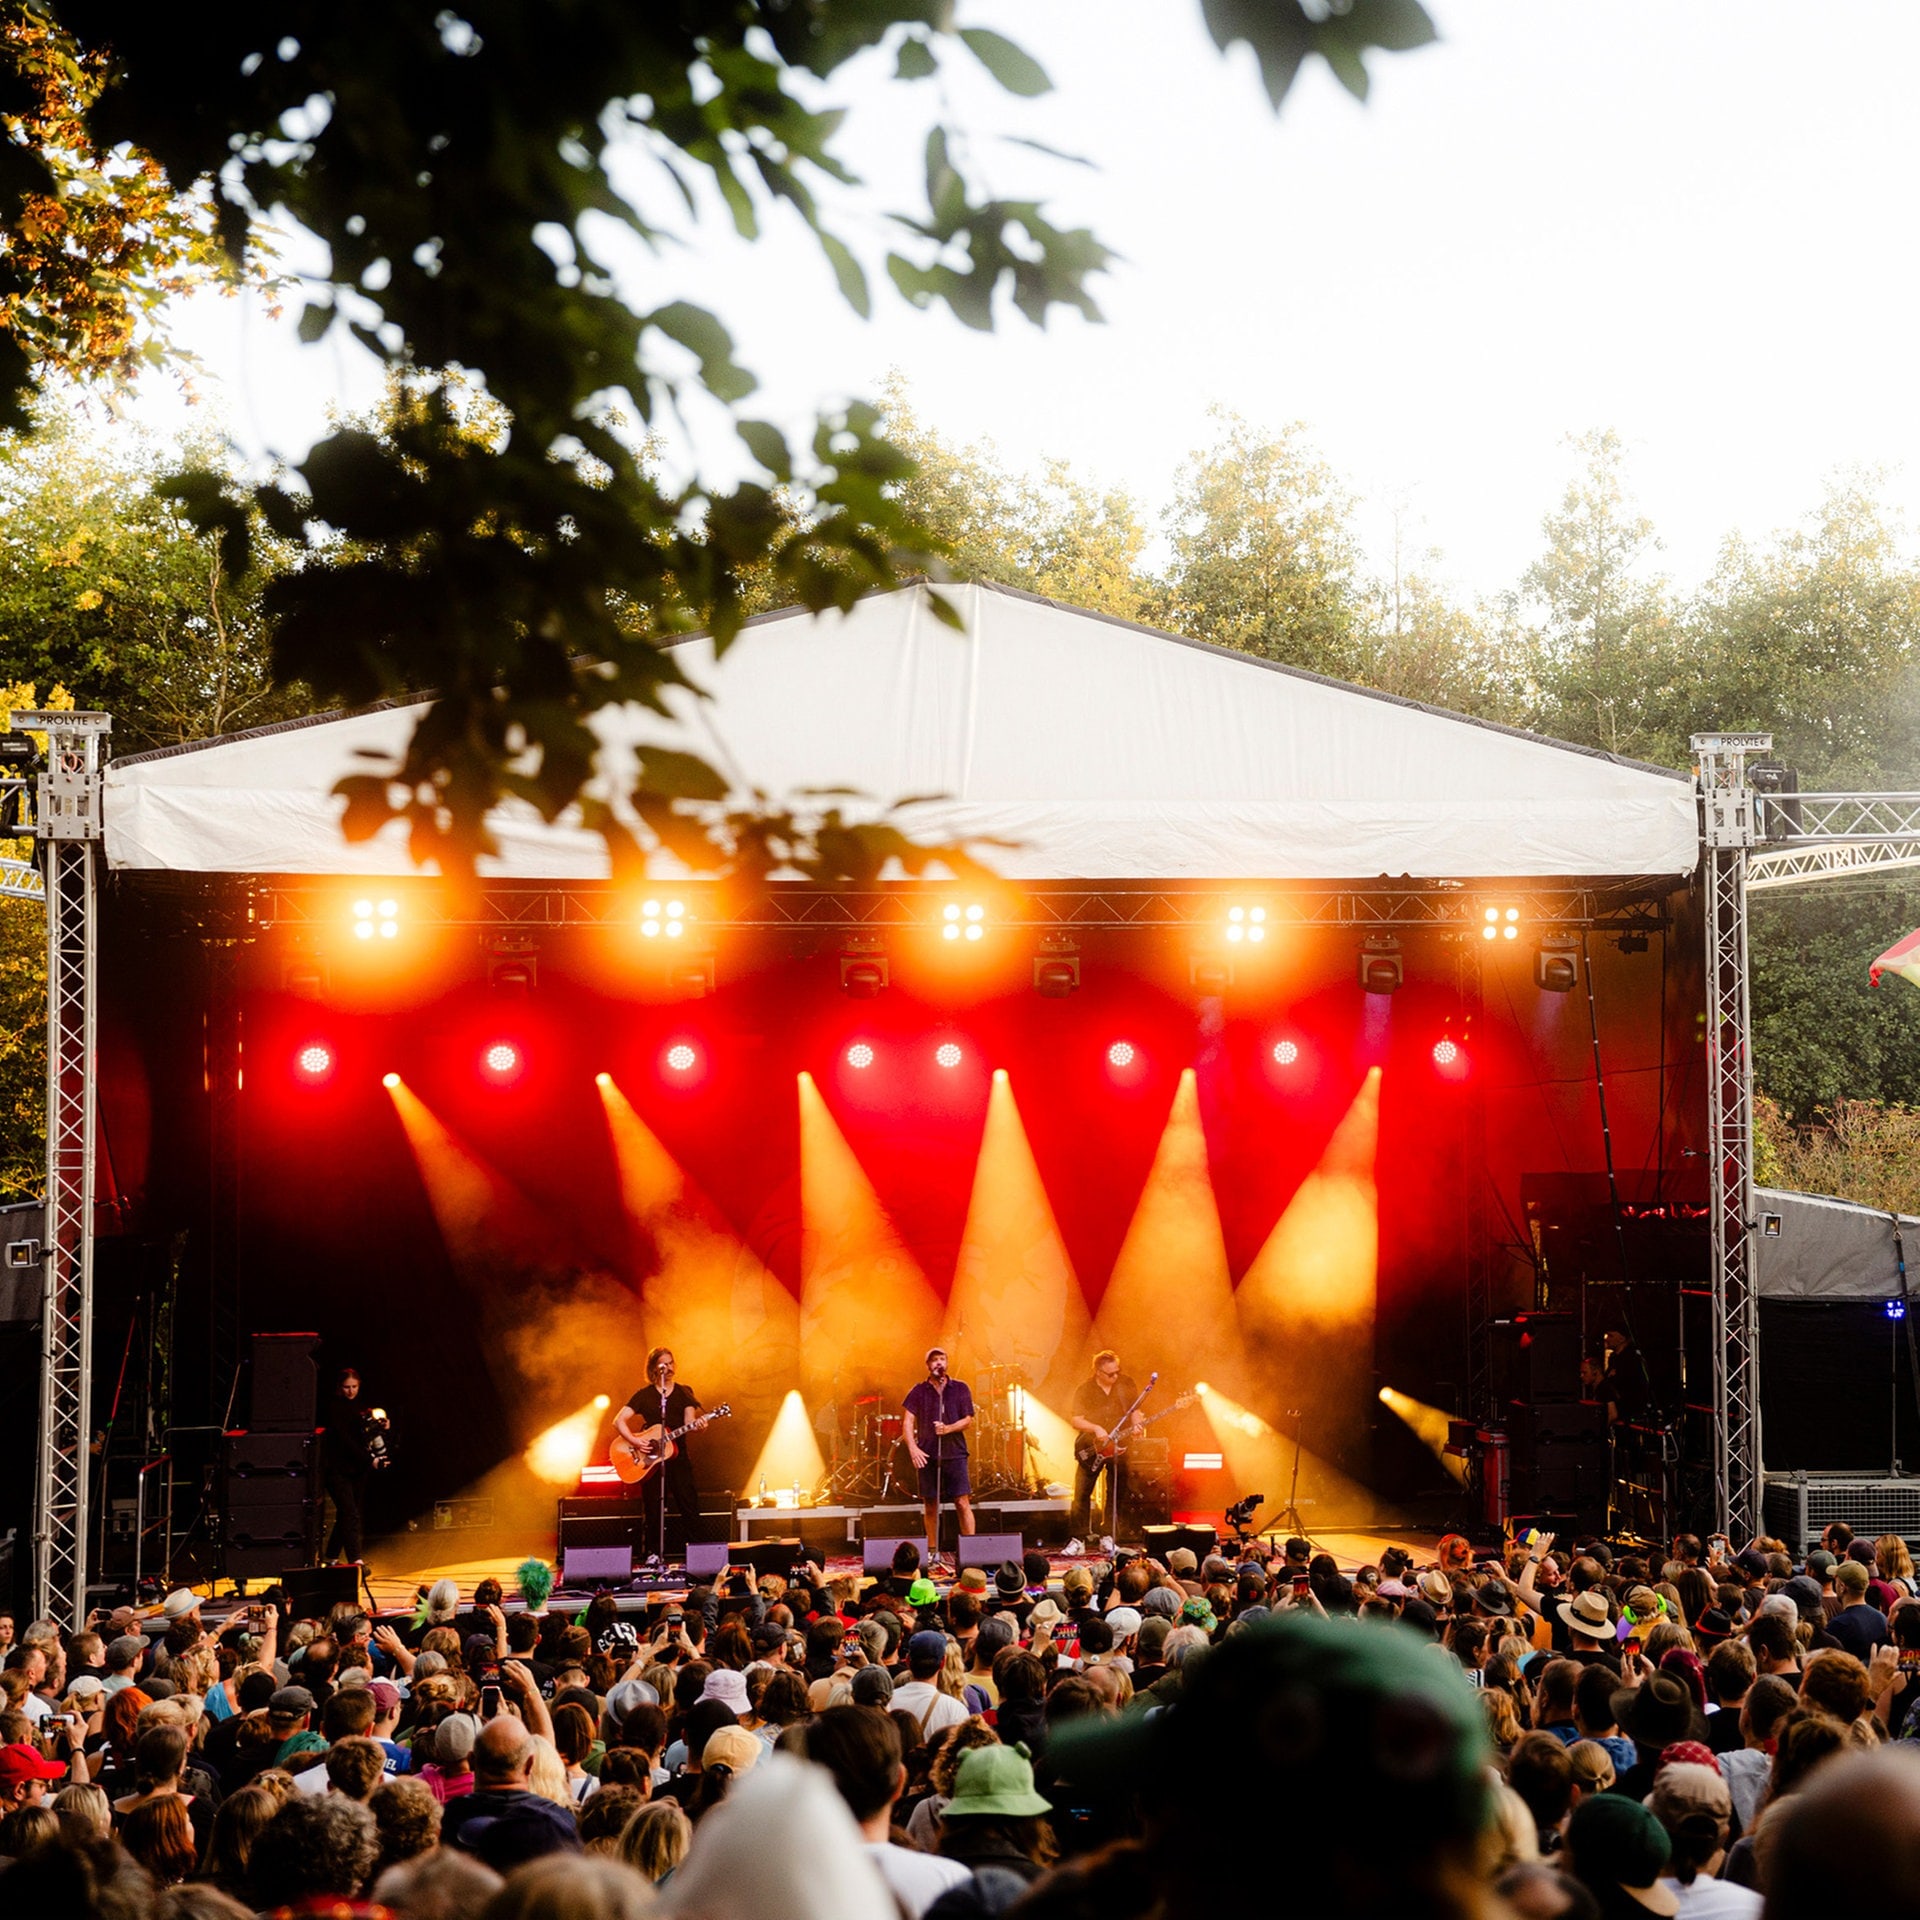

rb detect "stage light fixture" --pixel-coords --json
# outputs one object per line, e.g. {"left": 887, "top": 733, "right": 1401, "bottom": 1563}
{"left": 942, "top": 901, "right": 987, "bottom": 943}
{"left": 1534, "top": 938, "right": 1580, "bottom": 994}
{"left": 352, "top": 897, "right": 401, "bottom": 941}
{"left": 1432, "top": 1037, "right": 1459, "bottom": 1067}
{"left": 1889, "top": 1299, "right": 1909, "bottom": 1322}
{"left": 1107, "top": 1041, "right": 1137, "bottom": 1069}
{"left": 1357, "top": 937, "right": 1403, "bottom": 995}
{"left": 295, "top": 1043, "right": 334, "bottom": 1082}
{"left": 935, "top": 1041, "right": 963, "bottom": 1069}
{"left": 846, "top": 1042, "right": 874, "bottom": 1070}
{"left": 1271, "top": 1038, "right": 1300, "bottom": 1067}
{"left": 1032, "top": 935, "right": 1081, "bottom": 997}
{"left": 640, "top": 897, "right": 690, "bottom": 939}
{"left": 382, "top": 1072, "right": 401, "bottom": 1090}
{"left": 1481, "top": 905, "right": 1521, "bottom": 942}
{"left": 482, "top": 1041, "right": 521, "bottom": 1080}
{"left": 486, "top": 945, "right": 538, "bottom": 995}
{"left": 594, "top": 1071, "right": 612, "bottom": 1087}
{"left": 839, "top": 937, "right": 889, "bottom": 998}
{"left": 1225, "top": 904, "right": 1267, "bottom": 945}
{"left": 665, "top": 1043, "right": 698, "bottom": 1074}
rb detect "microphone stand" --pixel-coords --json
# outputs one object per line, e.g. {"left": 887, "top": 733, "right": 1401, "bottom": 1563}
{"left": 1104, "top": 1371, "right": 1156, "bottom": 1545}
{"left": 656, "top": 1381, "right": 670, "bottom": 1570}
{"left": 932, "top": 1377, "right": 945, "bottom": 1572}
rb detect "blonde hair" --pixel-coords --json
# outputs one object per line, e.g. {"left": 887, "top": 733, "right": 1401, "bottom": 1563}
{"left": 52, "top": 1781, "right": 111, "bottom": 1839}
{"left": 1479, "top": 1773, "right": 1540, "bottom": 1876}
{"left": 1567, "top": 1740, "right": 1616, "bottom": 1790}
{"left": 1481, "top": 1687, "right": 1522, "bottom": 1751}
{"left": 618, "top": 1800, "right": 691, "bottom": 1883}
{"left": 525, "top": 1735, "right": 572, "bottom": 1808}
{"left": 1877, "top": 1534, "right": 1915, "bottom": 1585}
{"left": 937, "top": 1641, "right": 967, "bottom": 1701}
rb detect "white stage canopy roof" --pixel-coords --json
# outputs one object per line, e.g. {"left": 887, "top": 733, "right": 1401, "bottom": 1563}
{"left": 104, "top": 582, "right": 1700, "bottom": 882}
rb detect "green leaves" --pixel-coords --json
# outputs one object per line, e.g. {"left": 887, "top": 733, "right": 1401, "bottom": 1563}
{"left": 645, "top": 301, "right": 755, "bottom": 406}
{"left": 1200, "top": 0, "right": 1437, "bottom": 107}
{"left": 957, "top": 28, "right": 1051, "bottom": 96}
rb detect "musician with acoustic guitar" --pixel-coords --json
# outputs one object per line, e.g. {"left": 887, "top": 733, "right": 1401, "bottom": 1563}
{"left": 614, "top": 1348, "right": 716, "bottom": 1566}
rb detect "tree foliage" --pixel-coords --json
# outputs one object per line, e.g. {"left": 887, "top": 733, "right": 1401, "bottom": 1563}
{"left": 0, "top": 3, "right": 1434, "bottom": 880}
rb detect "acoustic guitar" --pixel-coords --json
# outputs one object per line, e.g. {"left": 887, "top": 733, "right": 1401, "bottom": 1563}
{"left": 611, "top": 1403, "right": 732, "bottom": 1485}
{"left": 1072, "top": 1392, "right": 1195, "bottom": 1467}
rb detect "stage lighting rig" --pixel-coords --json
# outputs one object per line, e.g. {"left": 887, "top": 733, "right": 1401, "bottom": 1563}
{"left": 294, "top": 1043, "right": 335, "bottom": 1084}
{"left": 486, "top": 939, "right": 539, "bottom": 996}
{"left": 1481, "top": 905, "right": 1521, "bottom": 942}
{"left": 1271, "top": 1038, "right": 1300, "bottom": 1067}
{"left": 352, "top": 897, "right": 401, "bottom": 941}
{"left": 640, "top": 897, "right": 690, "bottom": 939}
{"left": 942, "top": 901, "right": 987, "bottom": 943}
{"left": 846, "top": 1042, "right": 875, "bottom": 1070}
{"left": 934, "top": 1041, "right": 964, "bottom": 1069}
{"left": 1224, "top": 904, "right": 1267, "bottom": 945}
{"left": 1032, "top": 934, "right": 1080, "bottom": 998}
{"left": 1356, "top": 936, "right": 1402, "bottom": 995}
{"left": 838, "top": 935, "right": 888, "bottom": 998}
{"left": 1533, "top": 937, "right": 1580, "bottom": 993}
{"left": 1107, "top": 1040, "right": 1137, "bottom": 1069}
{"left": 0, "top": 728, "right": 33, "bottom": 831}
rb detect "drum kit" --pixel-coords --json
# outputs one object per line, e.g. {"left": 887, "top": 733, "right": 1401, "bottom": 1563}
{"left": 813, "top": 1359, "right": 1044, "bottom": 1504}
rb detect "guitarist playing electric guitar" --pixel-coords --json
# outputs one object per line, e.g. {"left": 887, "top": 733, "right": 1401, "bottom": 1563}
{"left": 615, "top": 1348, "right": 715, "bottom": 1568}
{"left": 1068, "top": 1349, "right": 1148, "bottom": 1550}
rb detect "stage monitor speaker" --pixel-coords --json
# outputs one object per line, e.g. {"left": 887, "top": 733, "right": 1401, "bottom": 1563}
{"left": 685, "top": 1541, "right": 731, "bottom": 1579}
{"left": 251, "top": 1333, "right": 320, "bottom": 1432}
{"left": 957, "top": 1533, "right": 1023, "bottom": 1573}
{"left": 564, "top": 1544, "right": 634, "bottom": 1584}
{"left": 1142, "top": 1523, "right": 1216, "bottom": 1562}
{"left": 729, "top": 1539, "right": 804, "bottom": 1578}
{"left": 862, "top": 1536, "right": 922, "bottom": 1577}
{"left": 281, "top": 1564, "right": 360, "bottom": 1617}
{"left": 1491, "top": 1313, "right": 1581, "bottom": 1405}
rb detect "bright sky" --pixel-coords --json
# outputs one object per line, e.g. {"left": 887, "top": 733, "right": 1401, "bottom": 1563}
{"left": 155, "top": 1, "right": 1920, "bottom": 604}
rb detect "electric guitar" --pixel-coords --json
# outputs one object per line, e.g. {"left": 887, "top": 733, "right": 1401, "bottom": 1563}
{"left": 1073, "top": 1392, "right": 1195, "bottom": 1466}
{"left": 611, "top": 1403, "right": 732, "bottom": 1485}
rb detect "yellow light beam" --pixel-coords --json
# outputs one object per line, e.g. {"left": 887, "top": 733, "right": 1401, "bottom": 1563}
{"left": 1237, "top": 1067, "right": 1381, "bottom": 1342}
{"left": 526, "top": 1399, "right": 612, "bottom": 1487}
{"left": 1379, "top": 1385, "right": 1467, "bottom": 1484}
{"left": 1091, "top": 1068, "right": 1240, "bottom": 1394}
{"left": 1010, "top": 1390, "right": 1083, "bottom": 1489}
{"left": 944, "top": 1069, "right": 1090, "bottom": 1404}
{"left": 798, "top": 1072, "right": 943, "bottom": 1401}
{"left": 385, "top": 1077, "right": 548, "bottom": 1269}
{"left": 747, "top": 1389, "right": 828, "bottom": 1498}
{"left": 598, "top": 1076, "right": 800, "bottom": 1417}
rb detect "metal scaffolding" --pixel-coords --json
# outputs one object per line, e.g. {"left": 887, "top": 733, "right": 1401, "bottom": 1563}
{"left": 16, "top": 710, "right": 110, "bottom": 1627}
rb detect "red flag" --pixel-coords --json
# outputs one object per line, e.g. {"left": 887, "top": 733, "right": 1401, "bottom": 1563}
{"left": 1870, "top": 928, "right": 1920, "bottom": 987}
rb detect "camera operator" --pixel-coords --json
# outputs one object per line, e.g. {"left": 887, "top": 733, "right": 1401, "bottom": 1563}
{"left": 321, "top": 1365, "right": 383, "bottom": 1567}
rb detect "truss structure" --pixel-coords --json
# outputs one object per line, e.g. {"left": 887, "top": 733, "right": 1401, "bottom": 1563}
{"left": 14, "top": 711, "right": 109, "bottom": 1627}
{"left": 1, "top": 854, "right": 42, "bottom": 902}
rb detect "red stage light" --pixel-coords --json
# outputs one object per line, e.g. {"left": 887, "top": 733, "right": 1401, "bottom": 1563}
{"left": 846, "top": 1042, "right": 874, "bottom": 1070}
{"left": 295, "top": 1043, "right": 334, "bottom": 1081}
{"left": 934, "top": 1042, "right": 963, "bottom": 1069}
{"left": 1432, "top": 1037, "right": 1460, "bottom": 1067}
{"left": 1271, "top": 1038, "right": 1300, "bottom": 1067}
{"left": 1107, "top": 1040, "right": 1136, "bottom": 1069}
{"left": 482, "top": 1041, "right": 521, "bottom": 1078}
{"left": 665, "top": 1043, "right": 698, "bottom": 1074}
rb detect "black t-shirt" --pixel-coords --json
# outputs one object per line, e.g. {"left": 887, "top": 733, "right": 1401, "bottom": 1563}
{"left": 323, "top": 1398, "right": 374, "bottom": 1477}
{"left": 623, "top": 1384, "right": 701, "bottom": 1452}
{"left": 1070, "top": 1377, "right": 1141, "bottom": 1449}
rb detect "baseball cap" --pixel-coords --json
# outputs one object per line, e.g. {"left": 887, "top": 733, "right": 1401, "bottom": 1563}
{"left": 1806, "top": 1549, "right": 1837, "bottom": 1577}
{"left": 1835, "top": 1559, "right": 1870, "bottom": 1593}
{"left": 849, "top": 1664, "right": 895, "bottom": 1707}
{"left": 1141, "top": 1586, "right": 1184, "bottom": 1619}
{"left": 1733, "top": 1546, "right": 1769, "bottom": 1579}
{"left": 944, "top": 1744, "right": 1052, "bottom": 1818}
{"left": 1106, "top": 1607, "right": 1142, "bottom": 1638}
{"left": 1165, "top": 1548, "right": 1198, "bottom": 1575}
{"left": 907, "top": 1629, "right": 949, "bottom": 1665}
{"left": 436, "top": 1713, "right": 478, "bottom": 1763}
{"left": 366, "top": 1680, "right": 401, "bottom": 1716}
{"left": 268, "top": 1685, "right": 315, "bottom": 1718}
{"left": 0, "top": 1742, "right": 66, "bottom": 1785}
{"left": 65, "top": 1674, "right": 104, "bottom": 1700}
{"left": 1062, "top": 1566, "right": 1094, "bottom": 1601}
{"left": 1566, "top": 1793, "right": 1678, "bottom": 1915}
{"left": 1783, "top": 1575, "right": 1826, "bottom": 1620}
{"left": 702, "top": 1725, "right": 762, "bottom": 1774}
{"left": 1647, "top": 1761, "right": 1730, "bottom": 1828}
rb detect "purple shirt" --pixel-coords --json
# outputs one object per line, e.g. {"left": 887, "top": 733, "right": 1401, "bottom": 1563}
{"left": 904, "top": 1379, "right": 973, "bottom": 1459}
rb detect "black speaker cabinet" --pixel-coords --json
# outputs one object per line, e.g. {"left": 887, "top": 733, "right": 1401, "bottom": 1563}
{"left": 1142, "top": 1523, "right": 1217, "bottom": 1562}
{"left": 1491, "top": 1314, "right": 1582, "bottom": 1406}
{"left": 223, "top": 1430, "right": 318, "bottom": 1504}
{"left": 250, "top": 1333, "right": 320, "bottom": 1432}
{"left": 281, "top": 1564, "right": 362, "bottom": 1617}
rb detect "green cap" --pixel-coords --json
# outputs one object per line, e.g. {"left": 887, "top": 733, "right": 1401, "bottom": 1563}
{"left": 907, "top": 1578, "right": 940, "bottom": 1608}
{"left": 944, "top": 1743, "right": 1052, "bottom": 1819}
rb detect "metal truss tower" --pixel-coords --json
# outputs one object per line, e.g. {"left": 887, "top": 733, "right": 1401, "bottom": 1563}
{"left": 16, "top": 710, "right": 110, "bottom": 1626}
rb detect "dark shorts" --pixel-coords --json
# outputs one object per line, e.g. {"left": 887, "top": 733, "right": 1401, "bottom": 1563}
{"left": 918, "top": 1455, "right": 970, "bottom": 1503}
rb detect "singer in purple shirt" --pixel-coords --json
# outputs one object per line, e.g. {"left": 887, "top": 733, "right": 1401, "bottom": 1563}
{"left": 902, "top": 1347, "right": 975, "bottom": 1572}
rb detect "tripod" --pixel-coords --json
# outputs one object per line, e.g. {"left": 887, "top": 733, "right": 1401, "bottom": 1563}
{"left": 1274, "top": 1408, "right": 1312, "bottom": 1545}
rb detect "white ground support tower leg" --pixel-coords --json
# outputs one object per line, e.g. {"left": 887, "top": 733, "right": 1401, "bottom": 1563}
{"left": 17, "top": 710, "right": 110, "bottom": 1627}
{"left": 1694, "top": 733, "right": 1768, "bottom": 1540}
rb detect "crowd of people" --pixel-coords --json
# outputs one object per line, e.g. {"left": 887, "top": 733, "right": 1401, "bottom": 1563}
{"left": 1, "top": 1521, "right": 1919, "bottom": 1916}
